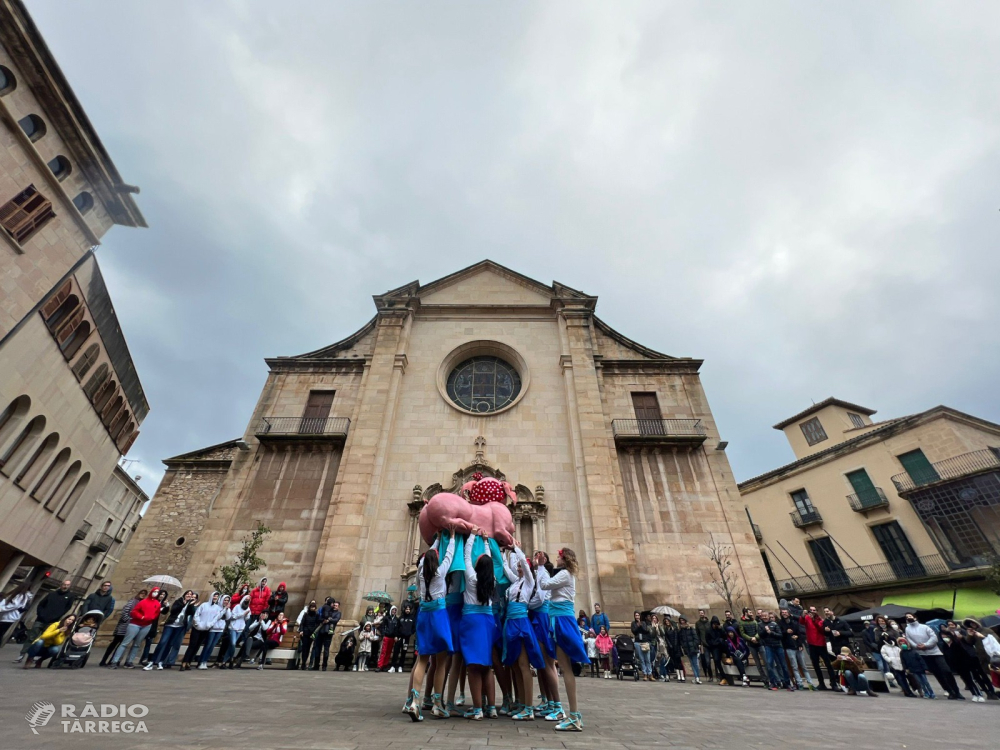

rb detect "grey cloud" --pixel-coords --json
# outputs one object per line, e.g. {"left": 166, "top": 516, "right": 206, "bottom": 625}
{"left": 27, "top": 0, "right": 1000, "bottom": 492}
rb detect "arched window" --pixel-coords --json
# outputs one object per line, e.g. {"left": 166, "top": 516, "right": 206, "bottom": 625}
{"left": 60, "top": 320, "right": 90, "bottom": 359}
{"left": 115, "top": 420, "right": 135, "bottom": 447}
{"left": 31, "top": 446, "right": 70, "bottom": 502}
{"left": 17, "top": 114, "right": 46, "bottom": 142}
{"left": 15, "top": 431, "right": 57, "bottom": 489}
{"left": 54, "top": 307, "right": 85, "bottom": 344}
{"left": 46, "top": 155, "right": 71, "bottom": 181}
{"left": 108, "top": 408, "right": 129, "bottom": 438}
{"left": 83, "top": 363, "right": 109, "bottom": 399}
{"left": 58, "top": 472, "right": 90, "bottom": 521}
{"left": 101, "top": 394, "right": 123, "bottom": 426}
{"left": 41, "top": 282, "right": 72, "bottom": 319}
{"left": 71, "top": 343, "right": 100, "bottom": 380}
{"left": 0, "top": 395, "right": 31, "bottom": 457}
{"left": 0, "top": 65, "right": 16, "bottom": 95}
{"left": 0, "top": 414, "right": 45, "bottom": 476}
{"left": 93, "top": 379, "right": 117, "bottom": 412}
{"left": 44, "top": 294, "right": 80, "bottom": 332}
{"left": 46, "top": 459, "right": 80, "bottom": 512}
{"left": 119, "top": 429, "right": 139, "bottom": 455}
{"left": 72, "top": 191, "right": 93, "bottom": 214}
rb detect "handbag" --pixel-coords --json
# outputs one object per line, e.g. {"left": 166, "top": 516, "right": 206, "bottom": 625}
{"left": 639, "top": 642, "right": 650, "bottom": 653}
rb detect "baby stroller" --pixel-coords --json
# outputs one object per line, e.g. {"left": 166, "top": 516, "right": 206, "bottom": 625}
{"left": 50, "top": 610, "right": 105, "bottom": 669}
{"left": 614, "top": 634, "right": 639, "bottom": 681}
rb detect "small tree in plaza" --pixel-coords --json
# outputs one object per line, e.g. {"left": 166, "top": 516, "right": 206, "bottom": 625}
{"left": 706, "top": 540, "right": 744, "bottom": 613}
{"left": 210, "top": 521, "right": 271, "bottom": 594}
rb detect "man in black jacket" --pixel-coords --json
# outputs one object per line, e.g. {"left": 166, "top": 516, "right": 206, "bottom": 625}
{"left": 390, "top": 602, "right": 416, "bottom": 673}
{"left": 779, "top": 608, "right": 814, "bottom": 689}
{"left": 738, "top": 608, "right": 769, "bottom": 687}
{"left": 81, "top": 581, "right": 115, "bottom": 620}
{"left": 762, "top": 612, "right": 793, "bottom": 690}
{"left": 16, "top": 579, "right": 74, "bottom": 661}
{"left": 311, "top": 598, "right": 341, "bottom": 671}
{"left": 823, "top": 607, "right": 852, "bottom": 655}
{"left": 296, "top": 600, "right": 320, "bottom": 670}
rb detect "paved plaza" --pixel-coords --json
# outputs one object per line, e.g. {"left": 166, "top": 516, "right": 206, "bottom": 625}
{"left": 0, "top": 656, "right": 995, "bottom": 750}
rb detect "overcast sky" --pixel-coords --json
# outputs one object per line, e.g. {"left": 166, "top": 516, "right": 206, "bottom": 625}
{"left": 30, "top": 1, "right": 1000, "bottom": 495}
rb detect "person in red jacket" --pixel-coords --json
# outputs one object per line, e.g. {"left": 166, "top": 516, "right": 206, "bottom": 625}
{"left": 249, "top": 577, "right": 271, "bottom": 622}
{"left": 110, "top": 588, "right": 163, "bottom": 669}
{"left": 232, "top": 582, "right": 251, "bottom": 609}
{"left": 802, "top": 605, "right": 837, "bottom": 690}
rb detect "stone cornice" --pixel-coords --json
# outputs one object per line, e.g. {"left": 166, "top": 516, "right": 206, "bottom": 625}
{"left": 598, "top": 357, "right": 703, "bottom": 375}
{"left": 264, "top": 357, "right": 368, "bottom": 373}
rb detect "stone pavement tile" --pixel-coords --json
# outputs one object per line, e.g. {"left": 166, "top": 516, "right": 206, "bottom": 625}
{"left": 0, "top": 654, "right": 996, "bottom": 750}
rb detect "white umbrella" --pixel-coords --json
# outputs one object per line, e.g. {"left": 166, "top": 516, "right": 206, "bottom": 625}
{"left": 143, "top": 575, "right": 182, "bottom": 589}
{"left": 651, "top": 605, "right": 681, "bottom": 618}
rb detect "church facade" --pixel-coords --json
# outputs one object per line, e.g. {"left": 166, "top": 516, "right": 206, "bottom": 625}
{"left": 114, "top": 262, "right": 773, "bottom": 621}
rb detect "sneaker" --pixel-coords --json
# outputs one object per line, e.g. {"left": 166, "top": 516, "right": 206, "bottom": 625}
{"left": 486, "top": 705, "right": 498, "bottom": 719}
{"left": 197, "top": 663, "right": 208, "bottom": 670}
{"left": 718, "top": 679, "right": 729, "bottom": 686}
{"left": 257, "top": 663, "right": 263, "bottom": 671}
{"left": 156, "top": 664, "right": 163, "bottom": 670}
{"left": 768, "top": 686, "right": 779, "bottom": 691}
{"left": 743, "top": 676, "right": 750, "bottom": 687}
{"left": 388, "top": 667, "right": 395, "bottom": 673}
{"left": 142, "top": 663, "right": 154, "bottom": 671}
{"left": 511, "top": 707, "right": 534, "bottom": 721}
{"left": 13, "top": 655, "right": 24, "bottom": 664}
{"left": 554, "top": 712, "right": 583, "bottom": 732}
{"left": 695, "top": 677, "right": 702, "bottom": 684}
{"left": 463, "top": 707, "right": 483, "bottom": 721}
{"left": 456, "top": 692, "right": 466, "bottom": 706}
{"left": 545, "top": 703, "right": 567, "bottom": 722}
{"left": 352, "top": 665, "right": 357, "bottom": 672}
{"left": 122, "top": 663, "right": 135, "bottom": 669}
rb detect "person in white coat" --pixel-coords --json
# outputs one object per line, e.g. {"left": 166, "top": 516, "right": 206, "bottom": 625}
{"left": 0, "top": 581, "right": 33, "bottom": 644}
{"left": 220, "top": 595, "right": 251, "bottom": 668}
{"left": 181, "top": 592, "right": 225, "bottom": 670}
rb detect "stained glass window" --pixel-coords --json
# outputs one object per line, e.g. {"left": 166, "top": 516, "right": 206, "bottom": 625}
{"left": 446, "top": 356, "right": 521, "bottom": 413}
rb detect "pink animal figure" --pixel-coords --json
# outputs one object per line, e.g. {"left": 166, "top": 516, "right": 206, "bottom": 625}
{"left": 419, "top": 492, "right": 516, "bottom": 548}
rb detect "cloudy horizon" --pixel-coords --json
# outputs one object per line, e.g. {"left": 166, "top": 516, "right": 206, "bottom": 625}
{"left": 28, "top": 0, "right": 1000, "bottom": 496}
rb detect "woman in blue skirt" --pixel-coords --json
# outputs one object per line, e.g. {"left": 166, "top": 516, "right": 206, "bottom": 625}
{"left": 528, "top": 554, "right": 562, "bottom": 720}
{"left": 458, "top": 528, "right": 496, "bottom": 720}
{"left": 405, "top": 533, "right": 456, "bottom": 722}
{"left": 536, "top": 547, "right": 589, "bottom": 732}
{"left": 502, "top": 544, "right": 546, "bottom": 721}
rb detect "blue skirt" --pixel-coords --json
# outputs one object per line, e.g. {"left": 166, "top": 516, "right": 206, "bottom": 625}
{"left": 529, "top": 608, "right": 555, "bottom": 659}
{"left": 416, "top": 607, "right": 452, "bottom": 656}
{"left": 551, "top": 615, "right": 590, "bottom": 664}
{"left": 447, "top": 602, "right": 463, "bottom": 653}
{"left": 460, "top": 613, "right": 496, "bottom": 667}
{"left": 503, "top": 617, "right": 546, "bottom": 670}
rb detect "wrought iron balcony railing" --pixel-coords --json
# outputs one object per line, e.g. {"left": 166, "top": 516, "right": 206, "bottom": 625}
{"left": 848, "top": 487, "right": 889, "bottom": 512}
{"left": 775, "top": 554, "right": 952, "bottom": 596}
{"left": 611, "top": 418, "right": 707, "bottom": 445}
{"left": 89, "top": 532, "right": 113, "bottom": 553}
{"left": 255, "top": 416, "right": 351, "bottom": 441}
{"left": 790, "top": 508, "right": 823, "bottom": 528}
{"left": 891, "top": 448, "right": 1000, "bottom": 493}
{"left": 752, "top": 523, "right": 762, "bottom": 541}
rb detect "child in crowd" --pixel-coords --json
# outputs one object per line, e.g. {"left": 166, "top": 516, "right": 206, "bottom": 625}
{"left": 356, "top": 622, "right": 378, "bottom": 672}
{"left": 898, "top": 637, "right": 935, "bottom": 698}
{"left": 880, "top": 637, "right": 916, "bottom": 697}
{"left": 595, "top": 626, "right": 613, "bottom": 679}
{"left": 585, "top": 630, "right": 598, "bottom": 677}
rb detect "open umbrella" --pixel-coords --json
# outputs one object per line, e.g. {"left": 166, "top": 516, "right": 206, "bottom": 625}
{"left": 651, "top": 605, "right": 681, "bottom": 618}
{"left": 363, "top": 590, "right": 392, "bottom": 604}
{"left": 143, "top": 575, "right": 182, "bottom": 589}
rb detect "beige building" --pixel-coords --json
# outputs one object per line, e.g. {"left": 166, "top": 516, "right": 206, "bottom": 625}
{"left": 0, "top": 0, "right": 148, "bottom": 607}
{"left": 740, "top": 398, "right": 1000, "bottom": 616}
{"left": 113, "top": 261, "right": 774, "bottom": 622}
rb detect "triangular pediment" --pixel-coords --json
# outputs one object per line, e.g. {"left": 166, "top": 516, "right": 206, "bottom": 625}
{"left": 417, "top": 261, "right": 557, "bottom": 306}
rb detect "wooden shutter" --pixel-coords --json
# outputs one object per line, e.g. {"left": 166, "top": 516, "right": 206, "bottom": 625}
{"left": 41, "top": 281, "right": 72, "bottom": 319}
{"left": 631, "top": 392, "right": 663, "bottom": 435}
{"left": 301, "top": 391, "right": 335, "bottom": 433}
{"left": 0, "top": 185, "right": 55, "bottom": 244}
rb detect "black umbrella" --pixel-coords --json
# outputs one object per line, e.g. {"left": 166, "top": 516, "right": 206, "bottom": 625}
{"left": 839, "top": 603, "right": 951, "bottom": 625}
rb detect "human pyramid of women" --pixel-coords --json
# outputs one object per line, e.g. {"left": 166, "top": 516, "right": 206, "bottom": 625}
{"left": 401, "top": 474, "right": 588, "bottom": 732}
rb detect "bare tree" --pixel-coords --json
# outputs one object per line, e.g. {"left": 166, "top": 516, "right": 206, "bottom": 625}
{"left": 706, "top": 540, "right": 744, "bottom": 613}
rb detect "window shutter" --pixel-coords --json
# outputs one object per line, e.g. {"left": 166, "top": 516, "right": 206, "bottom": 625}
{"left": 41, "top": 281, "right": 72, "bottom": 319}
{"left": 0, "top": 185, "right": 55, "bottom": 244}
